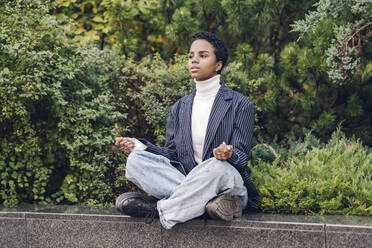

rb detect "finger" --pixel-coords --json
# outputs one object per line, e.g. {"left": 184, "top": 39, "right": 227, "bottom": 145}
{"left": 218, "top": 154, "right": 226, "bottom": 160}
{"left": 124, "top": 137, "right": 134, "bottom": 144}
{"left": 214, "top": 149, "right": 222, "bottom": 158}
{"left": 222, "top": 145, "right": 228, "bottom": 153}
{"left": 117, "top": 140, "right": 125, "bottom": 147}
{"left": 226, "top": 148, "right": 232, "bottom": 154}
{"left": 121, "top": 138, "right": 129, "bottom": 145}
{"left": 224, "top": 144, "right": 232, "bottom": 154}
{"left": 123, "top": 144, "right": 134, "bottom": 153}
{"left": 119, "top": 140, "right": 126, "bottom": 147}
{"left": 218, "top": 150, "right": 225, "bottom": 158}
{"left": 115, "top": 137, "right": 123, "bottom": 146}
{"left": 122, "top": 139, "right": 132, "bottom": 146}
{"left": 223, "top": 142, "right": 228, "bottom": 149}
{"left": 127, "top": 138, "right": 135, "bottom": 145}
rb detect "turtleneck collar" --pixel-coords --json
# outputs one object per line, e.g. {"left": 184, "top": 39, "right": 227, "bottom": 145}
{"left": 194, "top": 74, "right": 221, "bottom": 97}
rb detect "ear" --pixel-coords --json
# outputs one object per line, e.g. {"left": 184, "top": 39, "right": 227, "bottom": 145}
{"left": 216, "top": 61, "right": 223, "bottom": 72}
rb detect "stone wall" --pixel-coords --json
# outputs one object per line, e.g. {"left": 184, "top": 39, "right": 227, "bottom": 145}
{"left": 1, "top": 205, "right": 371, "bottom": 248}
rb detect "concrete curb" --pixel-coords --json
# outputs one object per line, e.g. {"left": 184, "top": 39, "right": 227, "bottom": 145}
{"left": 1, "top": 205, "right": 371, "bottom": 248}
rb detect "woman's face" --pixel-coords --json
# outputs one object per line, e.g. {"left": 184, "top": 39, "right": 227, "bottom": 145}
{"left": 188, "top": 39, "right": 222, "bottom": 81}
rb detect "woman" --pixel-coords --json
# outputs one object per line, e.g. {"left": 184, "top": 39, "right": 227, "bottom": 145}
{"left": 115, "top": 31, "right": 259, "bottom": 230}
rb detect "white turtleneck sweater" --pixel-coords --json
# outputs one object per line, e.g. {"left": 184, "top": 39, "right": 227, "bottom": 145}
{"left": 133, "top": 74, "right": 221, "bottom": 165}
{"left": 192, "top": 75, "right": 221, "bottom": 164}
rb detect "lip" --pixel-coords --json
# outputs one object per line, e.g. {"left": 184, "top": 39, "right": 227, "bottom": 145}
{"left": 190, "top": 66, "right": 200, "bottom": 72}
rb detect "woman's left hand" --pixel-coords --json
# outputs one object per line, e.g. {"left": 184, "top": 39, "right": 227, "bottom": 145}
{"left": 213, "top": 142, "right": 233, "bottom": 160}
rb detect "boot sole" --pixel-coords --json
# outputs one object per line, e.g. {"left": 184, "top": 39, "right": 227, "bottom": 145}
{"left": 206, "top": 194, "right": 242, "bottom": 221}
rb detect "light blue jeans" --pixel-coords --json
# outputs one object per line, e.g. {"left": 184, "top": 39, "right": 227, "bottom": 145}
{"left": 125, "top": 150, "right": 248, "bottom": 229}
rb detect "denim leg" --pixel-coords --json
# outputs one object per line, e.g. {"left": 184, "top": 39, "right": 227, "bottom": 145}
{"left": 125, "top": 150, "right": 185, "bottom": 199}
{"left": 157, "top": 157, "right": 248, "bottom": 229}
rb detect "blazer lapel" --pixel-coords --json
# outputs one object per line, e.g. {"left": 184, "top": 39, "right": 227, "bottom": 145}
{"left": 202, "top": 85, "right": 232, "bottom": 160}
{"left": 179, "top": 90, "right": 196, "bottom": 158}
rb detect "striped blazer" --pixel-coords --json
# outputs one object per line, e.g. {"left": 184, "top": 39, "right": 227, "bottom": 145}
{"left": 140, "top": 84, "right": 260, "bottom": 212}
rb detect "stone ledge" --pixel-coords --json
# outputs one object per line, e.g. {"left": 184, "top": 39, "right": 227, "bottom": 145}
{"left": 1, "top": 205, "right": 371, "bottom": 248}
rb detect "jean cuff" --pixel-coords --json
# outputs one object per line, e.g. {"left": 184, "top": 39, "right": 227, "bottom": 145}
{"left": 157, "top": 200, "right": 173, "bottom": 230}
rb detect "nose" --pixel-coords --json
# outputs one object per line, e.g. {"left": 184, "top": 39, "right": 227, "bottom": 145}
{"left": 190, "top": 56, "right": 199, "bottom": 64}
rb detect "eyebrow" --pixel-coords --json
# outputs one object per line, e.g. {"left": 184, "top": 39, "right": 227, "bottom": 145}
{"left": 189, "top": 50, "right": 210, "bottom": 54}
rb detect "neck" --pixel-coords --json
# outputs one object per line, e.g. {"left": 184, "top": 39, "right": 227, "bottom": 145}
{"left": 194, "top": 74, "right": 220, "bottom": 96}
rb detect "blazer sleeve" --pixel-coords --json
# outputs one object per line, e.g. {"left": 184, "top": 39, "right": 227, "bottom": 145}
{"left": 227, "top": 100, "right": 255, "bottom": 173}
{"left": 138, "top": 104, "right": 179, "bottom": 162}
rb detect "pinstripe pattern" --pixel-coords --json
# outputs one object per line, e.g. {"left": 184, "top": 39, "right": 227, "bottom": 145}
{"left": 139, "top": 84, "right": 260, "bottom": 212}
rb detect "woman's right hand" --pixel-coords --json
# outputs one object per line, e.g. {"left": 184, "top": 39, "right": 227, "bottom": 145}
{"left": 114, "top": 137, "right": 136, "bottom": 154}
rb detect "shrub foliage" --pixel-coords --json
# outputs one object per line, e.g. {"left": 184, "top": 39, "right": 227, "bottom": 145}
{"left": 0, "top": 1, "right": 371, "bottom": 217}
{"left": 0, "top": 1, "right": 128, "bottom": 206}
{"left": 251, "top": 129, "right": 372, "bottom": 216}
{"left": 55, "top": 0, "right": 372, "bottom": 145}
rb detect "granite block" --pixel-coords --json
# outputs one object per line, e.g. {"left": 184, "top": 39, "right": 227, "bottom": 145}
{"left": 26, "top": 213, "right": 162, "bottom": 248}
{"left": 326, "top": 224, "right": 372, "bottom": 248}
{"left": 0, "top": 204, "right": 52, "bottom": 213}
{"left": 1, "top": 205, "right": 371, "bottom": 248}
{"left": 242, "top": 213, "right": 372, "bottom": 226}
{"left": 0, "top": 211, "right": 25, "bottom": 218}
{"left": 0, "top": 215, "right": 26, "bottom": 248}
{"left": 31, "top": 205, "right": 123, "bottom": 215}
{"left": 163, "top": 218, "right": 326, "bottom": 248}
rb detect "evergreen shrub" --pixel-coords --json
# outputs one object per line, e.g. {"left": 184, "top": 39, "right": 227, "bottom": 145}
{"left": 127, "top": 54, "right": 194, "bottom": 143}
{"left": 1, "top": 2, "right": 371, "bottom": 218}
{"left": 118, "top": 55, "right": 372, "bottom": 216}
{"left": 251, "top": 129, "right": 372, "bottom": 216}
{"left": 58, "top": 0, "right": 372, "bottom": 146}
{"left": 0, "top": 1, "right": 128, "bottom": 206}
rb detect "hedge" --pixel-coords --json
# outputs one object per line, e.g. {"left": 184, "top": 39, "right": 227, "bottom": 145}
{"left": 1, "top": 1, "right": 371, "bottom": 216}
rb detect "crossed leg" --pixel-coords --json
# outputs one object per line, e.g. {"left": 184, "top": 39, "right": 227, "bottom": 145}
{"left": 125, "top": 150, "right": 248, "bottom": 229}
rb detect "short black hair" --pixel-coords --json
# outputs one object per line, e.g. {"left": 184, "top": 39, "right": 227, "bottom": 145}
{"left": 190, "top": 31, "right": 228, "bottom": 74}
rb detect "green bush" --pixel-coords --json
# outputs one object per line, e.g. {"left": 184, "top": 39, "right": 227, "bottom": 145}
{"left": 0, "top": 1, "right": 128, "bottom": 206}
{"left": 127, "top": 54, "right": 194, "bottom": 143}
{"left": 54, "top": 0, "right": 372, "bottom": 146}
{"left": 1, "top": 2, "right": 371, "bottom": 218}
{"left": 251, "top": 129, "right": 372, "bottom": 216}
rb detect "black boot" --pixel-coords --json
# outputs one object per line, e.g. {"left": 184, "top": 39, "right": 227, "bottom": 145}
{"left": 206, "top": 194, "right": 242, "bottom": 221}
{"left": 115, "top": 192, "right": 159, "bottom": 223}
